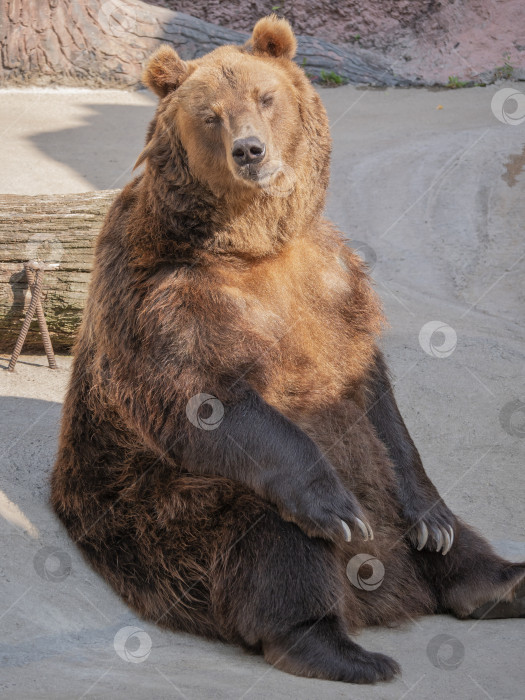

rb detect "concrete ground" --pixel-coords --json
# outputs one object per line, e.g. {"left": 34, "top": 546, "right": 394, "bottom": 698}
{"left": 1, "top": 84, "right": 524, "bottom": 699}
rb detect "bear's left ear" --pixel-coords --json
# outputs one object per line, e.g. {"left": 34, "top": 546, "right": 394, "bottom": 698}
{"left": 142, "top": 45, "right": 190, "bottom": 98}
{"left": 249, "top": 15, "right": 297, "bottom": 60}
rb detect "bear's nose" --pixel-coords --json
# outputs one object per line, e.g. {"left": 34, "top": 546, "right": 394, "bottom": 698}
{"left": 231, "top": 137, "right": 266, "bottom": 166}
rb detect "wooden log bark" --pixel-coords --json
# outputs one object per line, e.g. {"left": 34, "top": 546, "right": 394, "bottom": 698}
{"left": 0, "top": 190, "right": 117, "bottom": 352}
{"left": 0, "top": 0, "right": 409, "bottom": 88}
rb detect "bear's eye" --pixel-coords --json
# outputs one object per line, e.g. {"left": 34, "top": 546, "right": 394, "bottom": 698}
{"left": 260, "top": 93, "right": 274, "bottom": 108}
{"left": 204, "top": 114, "right": 219, "bottom": 125}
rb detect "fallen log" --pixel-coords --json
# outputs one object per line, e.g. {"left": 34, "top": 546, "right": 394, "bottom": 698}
{"left": 0, "top": 0, "right": 409, "bottom": 88}
{"left": 0, "top": 190, "right": 117, "bottom": 352}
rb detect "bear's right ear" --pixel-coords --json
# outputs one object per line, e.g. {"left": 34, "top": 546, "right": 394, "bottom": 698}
{"left": 249, "top": 15, "right": 297, "bottom": 60}
{"left": 142, "top": 45, "right": 190, "bottom": 98}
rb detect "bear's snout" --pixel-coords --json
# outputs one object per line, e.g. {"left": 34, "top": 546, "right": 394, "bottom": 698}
{"left": 231, "top": 137, "right": 266, "bottom": 166}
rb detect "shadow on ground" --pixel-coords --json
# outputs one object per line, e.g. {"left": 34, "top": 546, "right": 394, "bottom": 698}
{"left": 27, "top": 100, "right": 155, "bottom": 191}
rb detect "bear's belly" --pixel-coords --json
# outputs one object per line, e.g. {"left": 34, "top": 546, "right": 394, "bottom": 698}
{"left": 257, "top": 318, "right": 372, "bottom": 416}
{"left": 222, "top": 285, "right": 374, "bottom": 416}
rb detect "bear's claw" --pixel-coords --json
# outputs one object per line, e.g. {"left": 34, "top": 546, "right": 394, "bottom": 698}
{"left": 355, "top": 517, "right": 373, "bottom": 541}
{"left": 441, "top": 525, "right": 454, "bottom": 555}
{"left": 415, "top": 520, "right": 454, "bottom": 555}
{"left": 340, "top": 517, "right": 374, "bottom": 543}
{"left": 432, "top": 526, "right": 444, "bottom": 553}
{"left": 341, "top": 519, "right": 352, "bottom": 542}
{"left": 416, "top": 521, "right": 428, "bottom": 550}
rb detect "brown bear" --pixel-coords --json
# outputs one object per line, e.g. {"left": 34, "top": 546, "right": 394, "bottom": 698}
{"left": 51, "top": 15, "right": 525, "bottom": 684}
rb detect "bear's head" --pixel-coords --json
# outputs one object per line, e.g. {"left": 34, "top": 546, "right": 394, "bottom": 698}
{"left": 138, "top": 16, "right": 331, "bottom": 205}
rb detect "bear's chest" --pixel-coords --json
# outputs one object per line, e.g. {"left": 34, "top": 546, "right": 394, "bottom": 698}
{"left": 218, "top": 238, "right": 380, "bottom": 415}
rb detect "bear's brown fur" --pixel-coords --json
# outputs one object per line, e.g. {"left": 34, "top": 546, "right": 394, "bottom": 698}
{"left": 51, "top": 15, "right": 525, "bottom": 684}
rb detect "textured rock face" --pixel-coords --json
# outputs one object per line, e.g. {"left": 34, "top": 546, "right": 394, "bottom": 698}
{"left": 148, "top": 0, "right": 427, "bottom": 47}
{"left": 149, "top": 0, "right": 525, "bottom": 84}
{"left": 0, "top": 0, "right": 403, "bottom": 87}
{"left": 1, "top": 0, "right": 524, "bottom": 88}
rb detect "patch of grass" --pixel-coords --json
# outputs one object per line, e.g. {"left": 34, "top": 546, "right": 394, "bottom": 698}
{"left": 494, "top": 54, "right": 514, "bottom": 80}
{"left": 447, "top": 75, "right": 469, "bottom": 89}
{"left": 300, "top": 57, "right": 316, "bottom": 81}
{"left": 318, "top": 69, "right": 347, "bottom": 86}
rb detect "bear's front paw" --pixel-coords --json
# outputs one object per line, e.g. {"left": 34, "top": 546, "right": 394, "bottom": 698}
{"left": 405, "top": 500, "right": 456, "bottom": 555}
{"left": 274, "top": 471, "right": 373, "bottom": 545}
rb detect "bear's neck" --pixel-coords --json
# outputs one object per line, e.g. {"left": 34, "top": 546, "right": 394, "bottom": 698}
{"left": 131, "top": 163, "right": 325, "bottom": 265}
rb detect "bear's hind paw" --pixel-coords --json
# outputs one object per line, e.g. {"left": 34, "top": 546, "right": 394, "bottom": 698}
{"left": 263, "top": 617, "right": 400, "bottom": 684}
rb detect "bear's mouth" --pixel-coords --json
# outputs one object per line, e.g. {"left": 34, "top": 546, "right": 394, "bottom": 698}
{"left": 235, "top": 161, "right": 294, "bottom": 195}
{"left": 236, "top": 161, "right": 273, "bottom": 183}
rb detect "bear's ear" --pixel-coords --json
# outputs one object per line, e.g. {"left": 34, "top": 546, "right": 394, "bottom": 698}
{"left": 249, "top": 15, "right": 297, "bottom": 60}
{"left": 142, "top": 45, "right": 190, "bottom": 98}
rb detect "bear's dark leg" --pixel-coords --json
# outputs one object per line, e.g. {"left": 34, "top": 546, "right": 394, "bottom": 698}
{"left": 412, "top": 520, "right": 525, "bottom": 618}
{"left": 365, "top": 349, "right": 456, "bottom": 552}
{"left": 365, "top": 349, "right": 525, "bottom": 618}
{"left": 211, "top": 504, "right": 400, "bottom": 683}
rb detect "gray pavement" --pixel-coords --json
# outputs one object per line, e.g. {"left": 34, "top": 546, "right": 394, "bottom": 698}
{"left": 1, "top": 83, "right": 525, "bottom": 698}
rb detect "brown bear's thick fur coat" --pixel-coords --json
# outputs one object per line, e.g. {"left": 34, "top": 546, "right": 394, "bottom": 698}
{"left": 51, "top": 16, "right": 525, "bottom": 684}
